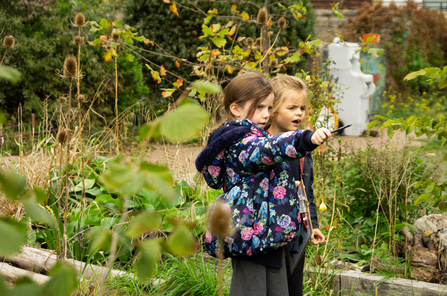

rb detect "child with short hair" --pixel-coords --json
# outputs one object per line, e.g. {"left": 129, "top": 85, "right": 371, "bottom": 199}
{"left": 195, "top": 72, "right": 330, "bottom": 296}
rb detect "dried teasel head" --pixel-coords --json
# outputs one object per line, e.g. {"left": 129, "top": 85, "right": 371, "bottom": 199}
{"left": 207, "top": 199, "right": 233, "bottom": 237}
{"left": 246, "top": 37, "right": 254, "bottom": 47}
{"left": 205, "top": 65, "right": 214, "bottom": 78}
{"left": 112, "top": 32, "right": 120, "bottom": 41}
{"left": 78, "top": 94, "right": 85, "bottom": 104}
{"left": 59, "top": 97, "right": 66, "bottom": 104}
{"left": 3, "top": 35, "right": 15, "bottom": 48}
{"left": 73, "top": 35, "right": 84, "bottom": 45}
{"left": 278, "top": 17, "right": 287, "bottom": 29}
{"left": 257, "top": 7, "right": 268, "bottom": 25}
{"left": 56, "top": 129, "right": 68, "bottom": 145}
{"left": 63, "top": 55, "right": 77, "bottom": 79}
{"left": 106, "top": 45, "right": 111, "bottom": 50}
{"left": 269, "top": 58, "right": 278, "bottom": 68}
{"left": 75, "top": 13, "right": 85, "bottom": 27}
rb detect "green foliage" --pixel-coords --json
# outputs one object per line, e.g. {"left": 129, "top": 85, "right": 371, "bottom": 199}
{"left": 123, "top": 0, "right": 315, "bottom": 98}
{"left": 0, "top": 0, "right": 149, "bottom": 120}
{"left": 0, "top": 66, "right": 21, "bottom": 83}
{"left": 150, "top": 252, "right": 231, "bottom": 296}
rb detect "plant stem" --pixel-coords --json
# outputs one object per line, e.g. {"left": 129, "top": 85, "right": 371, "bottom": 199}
{"left": 0, "top": 48, "right": 7, "bottom": 65}
{"left": 217, "top": 237, "right": 224, "bottom": 296}
{"left": 98, "top": 196, "right": 129, "bottom": 296}
{"left": 63, "top": 78, "right": 73, "bottom": 260}
{"left": 77, "top": 27, "right": 86, "bottom": 207}
{"left": 115, "top": 55, "right": 119, "bottom": 154}
{"left": 57, "top": 143, "right": 64, "bottom": 258}
{"left": 261, "top": 0, "right": 270, "bottom": 73}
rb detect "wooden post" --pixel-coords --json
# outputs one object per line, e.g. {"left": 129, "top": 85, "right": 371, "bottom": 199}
{"left": 31, "top": 113, "right": 35, "bottom": 146}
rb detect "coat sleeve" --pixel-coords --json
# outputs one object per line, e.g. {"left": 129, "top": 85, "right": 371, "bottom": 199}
{"left": 235, "top": 130, "right": 318, "bottom": 172}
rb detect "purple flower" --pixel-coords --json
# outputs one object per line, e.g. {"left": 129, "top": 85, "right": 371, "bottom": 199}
{"left": 262, "top": 156, "right": 275, "bottom": 165}
{"left": 285, "top": 145, "right": 297, "bottom": 158}
{"left": 278, "top": 214, "right": 291, "bottom": 228}
{"left": 238, "top": 150, "right": 247, "bottom": 163}
{"left": 217, "top": 149, "right": 225, "bottom": 159}
{"left": 260, "top": 178, "right": 269, "bottom": 191}
{"left": 208, "top": 166, "right": 221, "bottom": 177}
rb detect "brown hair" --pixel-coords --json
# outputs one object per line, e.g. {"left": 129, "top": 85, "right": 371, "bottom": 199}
{"left": 223, "top": 72, "right": 273, "bottom": 120}
{"left": 269, "top": 75, "right": 308, "bottom": 126}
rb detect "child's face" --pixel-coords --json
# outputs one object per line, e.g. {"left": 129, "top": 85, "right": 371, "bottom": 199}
{"left": 241, "top": 92, "right": 274, "bottom": 129}
{"left": 271, "top": 92, "right": 307, "bottom": 133}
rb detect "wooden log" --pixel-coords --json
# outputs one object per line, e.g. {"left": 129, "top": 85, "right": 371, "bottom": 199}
{"left": 5, "top": 246, "right": 133, "bottom": 280}
{"left": 0, "top": 262, "right": 49, "bottom": 285}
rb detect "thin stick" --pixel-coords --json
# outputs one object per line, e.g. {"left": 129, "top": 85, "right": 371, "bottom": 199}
{"left": 115, "top": 56, "right": 119, "bottom": 154}
{"left": 0, "top": 48, "right": 7, "bottom": 65}
{"left": 63, "top": 78, "right": 73, "bottom": 260}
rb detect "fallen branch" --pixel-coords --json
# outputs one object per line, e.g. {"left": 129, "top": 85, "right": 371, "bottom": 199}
{"left": 0, "top": 262, "right": 50, "bottom": 285}
{"left": 4, "top": 246, "right": 134, "bottom": 280}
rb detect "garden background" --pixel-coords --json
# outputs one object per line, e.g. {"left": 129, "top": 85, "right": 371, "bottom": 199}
{"left": 0, "top": 0, "right": 446, "bottom": 295}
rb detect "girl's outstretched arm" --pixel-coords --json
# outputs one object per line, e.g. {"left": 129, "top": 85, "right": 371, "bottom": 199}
{"left": 238, "top": 128, "right": 331, "bottom": 171}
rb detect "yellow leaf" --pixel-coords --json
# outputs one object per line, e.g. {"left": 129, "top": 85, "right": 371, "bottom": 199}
{"left": 231, "top": 5, "right": 237, "bottom": 12}
{"left": 175, "top": 60, "right": 181, "bottom": 68}
{"left": 208, "top": 8, "right": 218, "bottom": 15}
{"left": 226, "top": 65, "right": 233, "bottom": 74}
{"left": 267, "top": 18, "right": 272, "bottom": 29}
{"left": 228, "top": 25, "right": 237, "bottom": 37}
{"left": 152, "top": 71, "right": 161, "bottom": 84}
{"left": 169, "top": 2, "right": 179, "bottom": 17}
{"left": 239, "top": 12, "right": 249, "bottom": 20}
{"left": 160, "top": 65, "right": 167, "bottom": 76}
{"left": 425, "top": 232, "right": 432, "bottom": 236}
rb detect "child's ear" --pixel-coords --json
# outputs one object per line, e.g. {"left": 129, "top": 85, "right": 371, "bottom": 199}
{"left": 229, "top": 103, "right": 241, "bottom": 118}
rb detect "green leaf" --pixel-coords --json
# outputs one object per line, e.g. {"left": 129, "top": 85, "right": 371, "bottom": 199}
{"left": 126, "top": 211, "right": 161, "bottom": 238}
{"left": 406, "top": 115, "right": 418, "bottom": 126}
{"left": 44, "top": 262, "right": 78, "bottom": 296}
{"left": 100, "top": 18, "right": 110, "bottom": 29}
{"left": 0, "top": 65, "right": 21, "bottom": 84}
{"left": 99, "top": 156, "right": 138, "bottom": 191}
{"left": 193, "top": 80, "right": 222, "bottom": 94}
{"left": 415, "top": 193, "right": 432, "bottom": 205}
{"left": 375, "top": 115, "right": 389, "bottom": 121}
{"left": 87, "top": 226, "right": 112, "bottom": 254}
{"left": 425, "top": 182, "right": 435, "bottom": 193}
{"left": 211, "top": 36, "right": 226, "bottom": 48}
{"left": 160, "top": 103, "right": 209, "bottom": 142}
{"left": 138, "top": 121, "right": 161, "bottom": 141}
{"left": 0, "top": 172, "right": 26, "bottom": 200}
{"left": 136, "top": 239, "right": 161, "bottom": 281}
{"left": 0, "top": 220, "right": 25, "bottom": 257}
{"left": 367, "top": 120, "right": 379, "bottom": 129}
{"left": 24, "top": 197, "right": 56, "bottom": 226}
{"left": 404, "top": 69, "right": 427, "bottom": 81}
{"left": 71, "top": 179, "right": 95, "bottom": 192}
{"left": 166, "top": 224, "right": 196, "bottom": 256}
{"left": 9, "top": 277, "right": 42, "bottom": 296}
{"left": 387, "top": 128, "right": 394, "bottom": 139}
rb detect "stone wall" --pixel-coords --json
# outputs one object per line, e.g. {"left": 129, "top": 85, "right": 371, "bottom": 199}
{"left": 313, "top": 9, "right": 358, "bottom": 44}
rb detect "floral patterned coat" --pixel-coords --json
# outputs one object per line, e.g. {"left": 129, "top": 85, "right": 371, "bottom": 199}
{"left": 195, "top": 119, "right": 318, "bottom": 258}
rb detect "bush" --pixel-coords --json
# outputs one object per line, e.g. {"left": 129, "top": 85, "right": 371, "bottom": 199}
{"left": 0, "top": 0, "right": 149, "bottom": 123}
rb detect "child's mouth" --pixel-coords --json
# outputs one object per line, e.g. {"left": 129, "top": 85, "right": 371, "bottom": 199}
{"left": 292, "top": 120, "right": 301, "bottom": 126}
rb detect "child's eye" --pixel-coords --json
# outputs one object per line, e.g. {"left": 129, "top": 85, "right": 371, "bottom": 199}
{"left": 257, "top": 106, "right": 263, "bottom": 110}
{"left": 268, "top": 107, "right": 272, "bottom": 111}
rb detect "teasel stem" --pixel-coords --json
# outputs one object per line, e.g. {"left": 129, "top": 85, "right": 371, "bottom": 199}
{"left": 57, "top": 143, "right": 64, "bottom": 258}
{"left": 260, "top": 0, "right": 270, "bottom": 73}
{"left": 115, "top": 55, "right": 119, "bottom": 154}
{"left": 217, "top": 237, "right": 224, "bottom": 296}
{"left": 63, "top": 78, "right": 73, "bottom": 260}
{"left": 76, "top": 26, "right": 86, "bottom": 207}
{"left": 0, "top": 48, "right": 7, "bottom": 66}
{"left": 98, "top": 195, "right": 129, "bottom": 295}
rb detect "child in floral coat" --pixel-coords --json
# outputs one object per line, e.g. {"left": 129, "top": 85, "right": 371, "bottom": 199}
{"left": 195, "top": 72, "right": 331, "bottom": 296}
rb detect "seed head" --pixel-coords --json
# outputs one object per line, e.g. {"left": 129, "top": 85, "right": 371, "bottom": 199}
{"left": 59, "top": 97, "right": 66, "bottom": 104}
{"left": 278, "top": 17, "right": 287, "bottom": 29}
{"left": 246, "top": 37, "right": 254, "bottom": 47}
{"left": 73, "top": 36, "right": 84, "bottom": 45}
{"left": 205, "top": 65, "right": 214, "bottom": 78}
{"left": 75, "top": 13, "right": 85, "bottom": 27}
{"left": 269, "top": 58, "right": 278, "bottom": 68}
{"left": 112, "top": 32, "right": 120, "bottom": 41}
{"left": 257, "top": 7, "right": 268, "bottom": 25}
{"left": 207, "top": 199, "right": 233, "bottom": 237}
{"left": 63, "top": 55, "right": 77, "bottom": 79}
{"left": 78, "top": 94, "right": 85, "bottom": 104}
{"left": 106, "top": 45, "right": 111, "bottom": 50}
{"left": 56, "top": 129, "right": 68, "bottom": 145}
{"left": 3, "top": 35, "right": 14, "bottom": 48}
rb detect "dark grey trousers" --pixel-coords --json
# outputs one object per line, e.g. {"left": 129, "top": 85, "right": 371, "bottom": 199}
{"left": 229, "top": 255, "right": 289, "bottom": 296}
